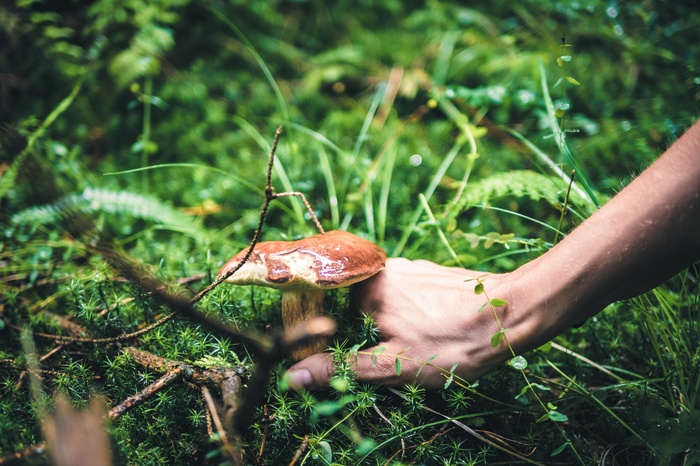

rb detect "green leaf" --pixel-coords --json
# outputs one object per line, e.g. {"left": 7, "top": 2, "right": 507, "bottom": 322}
{"left": 147, "top": 95, "right": 169, "bottom": 110}
{"left": 499, "top": 233, "right": 515, "bottom": 242}
{"left": 565, "top": 76, "right": 581, "bottom": 86}
{"left": 490, "top": 331, "right": 504, "bottom": 347}
{"left": 536, "top": 341, "right": 553, "bottom": 352}
{"left": 130, "top": 139, "right": 158, "bottom": 154}
{"left": 44, "top": 26, "right": 75, "bottom": 40}
{"left": 312, "top": 395, "right": 355, "bottom": 419}
{"left": 551, "top": 442, "right": 570, "bottom": 456}
{"left": 474, "top": 282, "right": 484, "bottom": 295}
{"left": 515, "top": 385, "right": 530, "bottom": 402}
{"left": 476, "top": 302, "right": 489, "bottom": 313}
{"left": 330, "top": 377, "right": 349, "bottom": 393}
{"left": 31, "top": 12, "right": 61, "bottom": 23}
{"left": 462, "top": 232, "right": 480, "bottom": 249}
{"left": 395, "top": 357, "right": 402, "bottom": 376}
{"left": 490, "top": 298, "right": 507, "bottom": 307}
{"left": 557, "top": 55, "right": 574, "bottom": 67}
{"left": 356, "top": 437, "right": 377, "bottom": 455}
{"left": 18, "top": 0, "right": 41, "bottom": 7}
{"left": 371, "top": 346, "right": 386, "bottom": 367}
{"left": 313, "top": 401, "right": 343, "bottom": 417}
{"left": 483, "top": 232, "right": 500, "bottom": 248}
{"left": 548, "top": 410, "right": 569, "bottom": 422}
{"left": 315, "top": 440, "right": 333, "bottom": 463}
{"left": 540, "top": 403, "right": 569, "bottom": 423}
{"left": 444, "top": 374, "right": 454, "bottom": 389}
{"left": 417, "top": 354, "right": 439, "bottom": 378}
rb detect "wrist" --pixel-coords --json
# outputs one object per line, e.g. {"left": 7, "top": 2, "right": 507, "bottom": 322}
{"left": 459, "top": 271, "right": 543, "bottom": 372}
{"left": 496, "top": 259, "right": 584, "bottom": 358}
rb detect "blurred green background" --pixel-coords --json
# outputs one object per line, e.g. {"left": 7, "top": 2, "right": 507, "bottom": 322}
{"left": 2, "top": 0, "right": 699, "bottom": 464}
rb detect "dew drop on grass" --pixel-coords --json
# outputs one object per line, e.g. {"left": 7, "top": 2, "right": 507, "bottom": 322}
{"left": 516, "top": 89, "right": 535, "bottom": 105}
{"left": 510, "top": 355, "right": 528, "bottom": 370}
{"left": 554, "top": 100, "right": 571, "bottom": 112}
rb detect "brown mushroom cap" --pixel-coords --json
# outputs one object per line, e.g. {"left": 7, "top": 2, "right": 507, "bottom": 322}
{"left": 219, "top": 230, "right": 385, "bottom": 360}
{"left": 218, "top": 230, "right": 386, "bottom": 289}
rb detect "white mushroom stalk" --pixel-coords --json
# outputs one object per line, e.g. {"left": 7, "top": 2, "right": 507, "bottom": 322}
{"left": 280, "top": 289, "right": 326, "bottom": 357}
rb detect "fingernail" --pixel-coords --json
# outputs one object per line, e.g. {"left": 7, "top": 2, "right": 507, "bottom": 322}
{"left": 285, "top": 369, "right": 313, "bottom": 389}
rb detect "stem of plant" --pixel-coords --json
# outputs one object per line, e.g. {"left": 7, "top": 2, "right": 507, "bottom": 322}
{"left": 553, "top": 170, "right": 575, "bottom": 245}
{"left": 141, "top": 75, "right": 153, "bottom": 192}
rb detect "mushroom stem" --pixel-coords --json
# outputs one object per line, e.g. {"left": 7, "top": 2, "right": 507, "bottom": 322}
{"left": 281, "top": 289, "right": 328, "bottom": 360}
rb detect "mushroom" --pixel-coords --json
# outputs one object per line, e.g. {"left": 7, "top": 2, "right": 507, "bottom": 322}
{"left": 218, "top": 230, "right": 386, "bottom": 360}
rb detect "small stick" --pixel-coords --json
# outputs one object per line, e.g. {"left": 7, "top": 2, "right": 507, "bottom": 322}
{"left": 15, "top": 343, "right": 65, "bottom": 390}
{"left": 202, "top": 389, "right": 214, "bottom": 437}
{"left": 193, "top": 126, "right": 324, "bottom": 302}
{"left": 287, "top": 435, "right": 310, "bottom": 466}
{"left": 273, "top": 192, "right": 324, "bottom": 234}
{"left": 553, "top": 169, "right": 576, "bottom": 245}
{"left": 202, "top": 385, "right": 239, "bottom": 464}
{"left": 5, "top": 312, "right": 179, "bottom": 345}
{"left": 190, "top": 128, "right": 283, "bottom": 301}
{"left": 0, "top": 443, "right": 47, "bottom": 465}
{"left": 256, "top": 405, "right": 270, "bottom": 465}
{"left": 108, "top": 368, "right": 184, "bottom": 420}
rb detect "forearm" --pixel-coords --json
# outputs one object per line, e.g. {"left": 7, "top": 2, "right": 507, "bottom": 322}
{"left": 286, "top": 121, "right": 700, "bottom": 390}
{"left": 510, "top": 120, "right": 700, "bottom": 348}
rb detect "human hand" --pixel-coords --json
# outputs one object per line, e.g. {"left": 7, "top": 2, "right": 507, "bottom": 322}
{"left": 285, "top": 258, "right": 521, "bottom": 390}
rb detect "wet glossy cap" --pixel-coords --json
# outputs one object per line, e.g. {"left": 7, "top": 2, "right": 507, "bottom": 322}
{"left": 218, "top": 230, "right": 386, "bottom": 289}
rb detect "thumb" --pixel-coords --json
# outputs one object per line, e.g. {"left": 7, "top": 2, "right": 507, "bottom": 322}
{"left": 284, "top": 353, "right": 335, "bottom": 390}
{"left": 285, "top": 341, "right": 408, "bottom": 390}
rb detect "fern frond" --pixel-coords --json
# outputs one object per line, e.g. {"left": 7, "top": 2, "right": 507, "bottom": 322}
{"left": 453, "top": 170, "right": 600, "bottom": 212}
{"left": 12, "top": 188, "right": 210, "bottom": 241}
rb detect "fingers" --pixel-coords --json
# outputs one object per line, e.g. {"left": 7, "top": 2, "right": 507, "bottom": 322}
{"left": 284, "top": 342, "right": 431, "bottom": 390}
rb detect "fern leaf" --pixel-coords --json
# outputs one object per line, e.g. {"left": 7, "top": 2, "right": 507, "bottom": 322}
{"left": 12, "top": 188, "right": 210, "bottom": 241}
{"left": 454, "top": 170, "right": 598, "bottom": 211}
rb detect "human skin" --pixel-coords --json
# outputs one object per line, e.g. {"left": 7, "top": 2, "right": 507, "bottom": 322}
{"left": 286, "top": 119, "right": 700, "bottom": 390}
